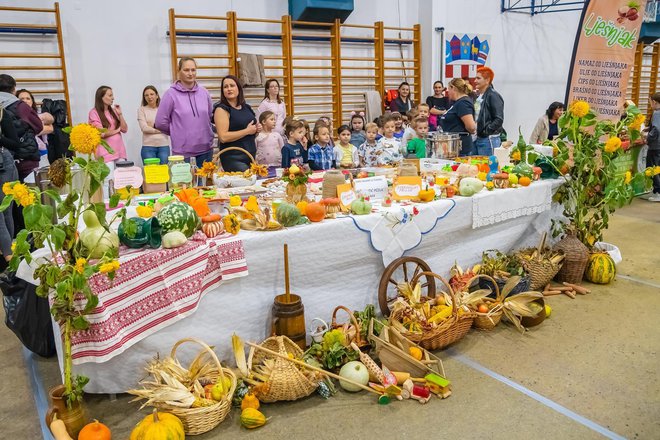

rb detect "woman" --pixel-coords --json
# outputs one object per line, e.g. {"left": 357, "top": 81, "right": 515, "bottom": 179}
{"left": 389, "top": 81, "right": 415, "bottom": 115}
{"left": 155, "top": 57, "right": 214, "bottom": 166}
{"left": 88, "top": 86, "right": 128, "bottom": 167}
{"left": 256, "top": 79, "right": 286, "bottom": 136}
{"left": 529, "top": 101, "right": 565, "bottom": 144}
{"left": 213, "top": 75, "right": 259, "bottom": 172}
{"left": 425, "top": 81, "right": 449, "bottom": 131}
{"left": 16, "top": 89, "right": 53, "bottom": 167}
{"left": 439, "top": 78, "right": 477, "bottom": 156}
{"left": 0, "top": 105, "right": 20, "bottom": 261}
{"left": 138, "top": 85, "right": 170, "bottom": 164}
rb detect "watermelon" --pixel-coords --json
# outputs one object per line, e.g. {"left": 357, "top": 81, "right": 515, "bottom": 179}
{"left": 584, "top": 252, "right": 616, "bottom": 284}
{"left": 157, "top": 201, "right": 200, "bottom": 237}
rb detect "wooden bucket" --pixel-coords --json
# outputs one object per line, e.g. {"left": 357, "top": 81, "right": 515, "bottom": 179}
{"left": 272, "top": 293, "right": 306, "bottom": 349}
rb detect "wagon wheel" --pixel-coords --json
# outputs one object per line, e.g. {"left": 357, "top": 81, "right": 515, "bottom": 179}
{"left": 378, "top": 256, "right": 436, "bottom": 317}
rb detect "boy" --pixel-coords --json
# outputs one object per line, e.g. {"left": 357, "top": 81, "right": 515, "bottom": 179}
{"left": 406, "top": 116, "right": 429, "bottom": 159}
{"left": 358, "top": 122, "right": 380, "bottom": 167}
{"left": 377, "top": 114, "right": 402, "bottom": 165}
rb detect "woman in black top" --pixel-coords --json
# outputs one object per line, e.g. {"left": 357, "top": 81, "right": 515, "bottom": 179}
{"left": 426, "top": 81, "right": 450, "bottom": 131}
{"left": 213, "top": 75, "right": 260, "bottom": 172}
{"left": 439, "top": 78, "right": 477, "bottom": 156}
{"left": 389, "top": 81, "right": 415, "bottom": 115}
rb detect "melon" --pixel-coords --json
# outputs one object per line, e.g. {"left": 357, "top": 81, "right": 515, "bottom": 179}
{"left": 157, "top": 201, "right": 200, "bottom": 237}
{"left": 584, "top": 252, "right": 616, "bottom": 284}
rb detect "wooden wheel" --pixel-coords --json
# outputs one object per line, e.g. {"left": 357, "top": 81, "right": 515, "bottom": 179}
{"left": 378, "top": 256, "right": 436, "bottom": 317}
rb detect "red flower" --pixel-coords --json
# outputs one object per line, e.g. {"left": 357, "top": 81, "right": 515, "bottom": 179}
{"left": 413, "top": 207, "right": 419, "bottom": 216}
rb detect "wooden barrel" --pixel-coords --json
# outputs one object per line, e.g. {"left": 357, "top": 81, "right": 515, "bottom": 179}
{"left": 272, "top": 293, "right": 306, "bottom": 349}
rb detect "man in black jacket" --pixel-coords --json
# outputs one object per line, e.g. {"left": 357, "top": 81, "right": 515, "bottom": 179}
{"left": 474, "top": 67, "right": 504, "bottom": 156}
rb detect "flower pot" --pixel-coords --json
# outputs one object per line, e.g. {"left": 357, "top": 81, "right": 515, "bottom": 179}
{"left": 46, "top": 385, "right": 86, "bottom": 439}
{"left": 553, "top": 230, "right": 590, "bottom": 284}
{"left": 118, "top": 217, "right": 162, "bottom": 249}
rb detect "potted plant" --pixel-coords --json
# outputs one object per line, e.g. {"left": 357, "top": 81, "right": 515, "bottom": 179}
{"left": 0, "top": 123, "right": 130, "bottom": 437}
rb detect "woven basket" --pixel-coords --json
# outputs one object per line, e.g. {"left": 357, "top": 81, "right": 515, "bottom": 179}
{"left": 478, "top": 275, "right": 531, "bottom": 298}
{"left": 553, "top": 230, "right": 589, "bottom": 284}
{"left": 517, "top": 233, "right": 564, "bottom": 290}
{"left": 330, "top": 305, "right": 367, "bottom": 349}
{"left": 156, "top": 338, "right": 236, "bottom": 436}
{"left": 391, "top": 272, "right": 475, "bottom": 350}
{"left": 212, "top": 146, "right": 256, "bottom": 170}
{"left": 247, "top": 336, "right": 319, "bottom": 403}
{"left": 469, "top": 274, "right": 504, "bottom": 331}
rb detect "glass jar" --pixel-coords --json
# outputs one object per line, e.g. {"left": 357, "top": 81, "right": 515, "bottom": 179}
{"left": 168, "top": 155, "right": 192, "bottom": 189}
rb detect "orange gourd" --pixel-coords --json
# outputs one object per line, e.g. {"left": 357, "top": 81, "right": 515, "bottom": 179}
{"left": 175, "top": 188, "right": 199, "bottom": 204}
{"left": 305, "top": 202, "right": 326, "bottom": 222}
{"left": 191, "top": 196, "right": 210, "bottom": 217}
{"left": 296, "top": 200, "right": 308, "bottom": 216}
{"left": 519, "top": 176, "right": 531, "bottom": 187}
{"left": 478, "top": 163, "right": 490, "bottom": 173}
{"left": 79, "top": 419, "right": 111, "bottom": 440}
{"left": 201, "top": 213, "right": 221, "bottom": 223}
{"left": 241, "top": 393, "right": 260, "bottom": 411}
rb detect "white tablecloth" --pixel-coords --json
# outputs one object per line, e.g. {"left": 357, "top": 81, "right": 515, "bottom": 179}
{"left": 56, "top": 180, "right": 563, "bottom": 393}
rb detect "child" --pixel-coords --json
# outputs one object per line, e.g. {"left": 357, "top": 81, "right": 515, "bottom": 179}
{"left": 281, "top": 116, "right": 306, "bottom": 168}
{"left": 391, "top": 112, "right": 405, "bottom": 139}
{"left": 373, "top": 116, "right": 384, "bottom": 140}
{"left": 307, "top": 123, "right": 336, "bottom": 170}
{"left": 333, "top": 125, "right": 359, "bottom": 168}
{"left": 316, "top": 116, "right": 334, "bottom": 147}
{"left": 349, "top": 112, "right": 366, "bottom": 147}
{"left": 358, "top": 122, "right": 381, "bottom": 167}
{"left": 406, "top": 116, "right": 429, "bottom": 159}
{"left": 401, "top": 108, "right": 419, "bottom": 147}
{"left": 377, "top": 114, "right": 402, "bottom": 166}
{"left": 255, "top": 110, "right": 284, "bottom": 167}
{"left": 646, "top": 92, "right": 660, "bottom": 201}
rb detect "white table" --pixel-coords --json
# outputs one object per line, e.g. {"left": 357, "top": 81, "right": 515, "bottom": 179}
{"left": 54, "top": 180, "right": 564, "bottom": 393}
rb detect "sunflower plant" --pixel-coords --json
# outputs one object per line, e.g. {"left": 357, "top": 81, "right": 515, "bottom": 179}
{"left": 549, "top": 101, "right": 657, "bottom": 248}
{"left": 0, "top": 123, "right": 131, "bottom": 407}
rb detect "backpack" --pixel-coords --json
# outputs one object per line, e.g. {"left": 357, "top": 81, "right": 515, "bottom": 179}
{"left": 42, "top": 99, "right": 72, "bottom": 163}
{"left": 2, "top": 101, "right": 39, "bottom": 161}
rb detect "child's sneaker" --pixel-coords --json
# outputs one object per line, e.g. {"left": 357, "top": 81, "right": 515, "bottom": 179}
{"left": 648, "top": 194, "right": 660, "bottom": 202}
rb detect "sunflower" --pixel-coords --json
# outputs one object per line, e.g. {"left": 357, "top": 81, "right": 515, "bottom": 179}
{"left": 511, "top": 150, "right": 521, "bottom": 161}
{"left": 74, "top": 258, "right": 86, "bottom": 274}
{"left": 196, "top": 161, "right": 217, "bottom": 178}
{"left": 250, "top": 162, "right": 269, "bottom": 177}
{"left": 69, "top": 123, "right": 101, "bottom": 155}
{"left": 569, "top": 100, "right": 590, "bottom": 118}
{"left": 2, "top": 182, "right": 13, "bottom": 195}
{"left": 655, "top": 166, "right": 660, "bottom": 175}
{"left": 604, "top": 136, "right": 621, "bottom": 154}
{"left": 223, "top": 213, "right": 240, "bottom": 235}
{"left": 99, "top": 260, "right": 120, "bottom": 274}
{"left": 628, "top": 113, "right": 645, "bottom": 130}
{"left": 624, "top": 171, "right": 632, "bottom": 184}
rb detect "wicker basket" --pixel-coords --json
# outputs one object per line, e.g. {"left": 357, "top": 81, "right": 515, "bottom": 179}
{"left": 553, "top": 230, "right": 589, "bottom": 284}
{"left": 212, "top": 146, "right": 256, "bottom": 170}
{"left": 330, "top": 305, "right": 367, "bottom": 349}
{"left": 156, "top": 338, "right": 236, "bottom": 436}
{"left": 247, "top": 336, "right": 319, "bottom": 403}
{"left": 391, "top": 272, "right": 475, "bottom": 350}
{"left": 517, "top": 233, "right": 564, "bottom": 290}
{"left": 469, "top": 274, "right": 504, "bottom": 331}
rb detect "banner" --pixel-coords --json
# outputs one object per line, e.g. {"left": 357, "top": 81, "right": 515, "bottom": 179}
{"left": 566, "top": 0, "right": 647, "bottom": 120}
{"left": 444, "top": 33, "right": 491, "bottom": 81}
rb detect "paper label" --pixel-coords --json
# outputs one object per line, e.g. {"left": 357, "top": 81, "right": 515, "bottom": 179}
{"left": 353, "top": 176, "right": 388, "bottom": 200}
{"left": 113, "top": 167, "right": 144, "bottom": 189}
{"left": 170, "top": 163, "right": 192, "bottom": 184}
{"left": 336, "top": 183, "right": 356, "bottom": 211}
{"left": 144, "top": 164, "right": 170, "bottom": 184}
{"left": 392, "top": 176, "right": 422, "bottom": 200}
{"left": 419, "top": 158, "right": 455, "bottom": 172}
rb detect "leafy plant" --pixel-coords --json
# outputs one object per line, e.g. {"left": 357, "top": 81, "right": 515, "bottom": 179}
{"left": 304, "top": 329, "right": 359, "bottom": 370}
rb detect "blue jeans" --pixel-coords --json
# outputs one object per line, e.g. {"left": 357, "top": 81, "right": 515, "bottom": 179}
{"left": 474, "top": 136, "right": 501, "bottom": 156}
{"left": 185, "top": 150, "right": 214, "bottom": 167}
{"left": 141, "top": 146, "right": 170, "bottom": 164}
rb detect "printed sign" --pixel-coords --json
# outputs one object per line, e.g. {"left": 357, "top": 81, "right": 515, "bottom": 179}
{"left": 419, "top": 158, "right": 455, "bottom": 173}
{"left": 353, "top": 176, "right": 388, "bottom": 200}
{"left": 566, "top": 0, "right": 648, "bottom": 120}
{"left": 336, "top": 183, "right": 357, "bottom": 211}
{"left": 143, "top": 164, "right": 170, "bottom": 184}
{"left": 170, "top": 163, "right": 193, "bottom": 184}
{"left": 392, "top": 176, "right": 422, "bottom": 200}
{"left": 113, "top": 166, "right": 144, "bottom": 189}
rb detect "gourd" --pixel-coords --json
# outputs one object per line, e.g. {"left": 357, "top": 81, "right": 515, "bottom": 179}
{"left": 584, "top": 252, "right": 616, "bottom": 284}
{"left": 305, "top": 202, "right": 326, "bottom": 222}
{"left": 202, "top": 220, "right": 224, "bottom": 238}
{"left": 50, "top": 413, "right": 74, "bottom": 440}
{"left": 241, "top": 393, "right": 260, "bottom": 411}
{"left": 80, "top": 210, "right": 119, "bottom": 259}
{"left": 350, "top": 197, "right": 372, "bottom": 215}
{"left": 418, "top": 187, "right": 435, "bottom": 202}
{"left": 296, "top": 200, "right": 308, "bottom": 216}
{"left": 201, "top": 213, "right": 221, "bottom": 223}
{"left": 338, "top": 361, "right": 370, "bottom": 392}
{"left": 162, "top": 231, "right": 187, "bottom": 249}
{"left": 458, "top": 177, "right": 484, "bottom": 197}
{"left": 240, "top": 408, "right": 267, "bottom": 429}
{"left": 130, "top": 409, "right": 185, "bottom": 440}
{"left": 78, "top": 419, "right": 111, "bottom": 440}
{"left": 229, "top": 195, "right": 242, "bottom": 207}
{"left": 275, "top": 203, "right": 302, "bottom": 226}
{"left": 157, "top": 201, "right": 199, "bottom": 237}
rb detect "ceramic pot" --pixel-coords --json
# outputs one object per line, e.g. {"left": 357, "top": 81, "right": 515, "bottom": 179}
{"left": 118, "top": 217, "right": 162, "bottom": 248}
{"left": 46, "top": 385, "right": 86, "bottom": 439}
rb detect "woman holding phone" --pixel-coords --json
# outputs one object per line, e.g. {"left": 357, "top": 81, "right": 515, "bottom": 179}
{"left": 88, "top": 85, "right": 128, "bottom": 169}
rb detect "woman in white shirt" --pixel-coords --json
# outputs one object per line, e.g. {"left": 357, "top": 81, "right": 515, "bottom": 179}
{"left": 138, "top": 85, "right": 170, "bottom": 164}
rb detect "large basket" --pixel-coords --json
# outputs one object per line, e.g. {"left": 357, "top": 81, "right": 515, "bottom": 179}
{"left": 469, "top": 275, "right": 503, "bottom": 331}
{"left": 212, "top": 146, "right": 256, "bottom": 170}
{"left": 517, "top": 233, "right": 564, "bottom": 290}
{"left": 156, "top": 338, "right": 236, "bottom": 436}
{"left": 391, "top": 272, "right": 475, "bottom": 350}
{"left": 247, "top": 336, "right": 319, "bottom": 403}
{"left": 330, "top": 305, "right": 367, "bottom": 349}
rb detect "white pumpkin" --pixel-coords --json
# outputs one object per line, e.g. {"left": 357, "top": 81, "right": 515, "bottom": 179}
{"left": 338, "top": 361, "right": 370, "bottom": 392}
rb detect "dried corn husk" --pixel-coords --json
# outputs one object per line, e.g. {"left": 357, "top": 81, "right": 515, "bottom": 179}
{"left": 502, "top": 291, "right": 544, "bottom": 333}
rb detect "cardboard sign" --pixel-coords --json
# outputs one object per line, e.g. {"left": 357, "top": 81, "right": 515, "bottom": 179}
{"left": 170, "top": 163, "right": 192, "bottom": 184}
{"left": 392, "top": 176, "right": 422, "bottom": 200}
{"left": 113, "top": 166, "right": 144, "bottom": 189}
{"left": 419, "top": 158, "right": 455, "bottom": 173}
{"left": 144, "top": 164, "right": 170, "bottom": 184}
{"left": 353, "top": 176, "right": 388, "bottom": 200}
{"left": 336, "top": 183, "right": 357, "bottom": 211}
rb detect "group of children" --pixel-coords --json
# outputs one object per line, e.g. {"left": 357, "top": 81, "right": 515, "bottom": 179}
{"left": 255, "top": 103, "right": 433, "bottom": 171}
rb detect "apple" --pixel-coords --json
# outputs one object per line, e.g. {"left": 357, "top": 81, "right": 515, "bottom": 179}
{"left": 338, "top": 361, "right": 370, "bottom": 392}
{"left": 626, "top": 7, "right": 638, "bottom": 18}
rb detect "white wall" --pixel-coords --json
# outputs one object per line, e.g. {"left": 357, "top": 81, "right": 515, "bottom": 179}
{"left": 431, "top": 1, "right": 582, "bottom": 141}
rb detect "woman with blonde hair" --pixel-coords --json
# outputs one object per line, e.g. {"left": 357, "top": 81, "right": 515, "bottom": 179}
{"left": 439, "top": 78, "right": 476, "bottom": 156}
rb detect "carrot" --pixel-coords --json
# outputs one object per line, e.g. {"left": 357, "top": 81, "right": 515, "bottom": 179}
{"left": 543, "top": 290, "right": 562, "bottom": 296}
{"left": 562, "top": 282, "right": 590, "bottom": 294}
{"left": 563, "top": 289, "right": 576, "bottom": 299}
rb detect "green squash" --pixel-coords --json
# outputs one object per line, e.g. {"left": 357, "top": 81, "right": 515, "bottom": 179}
{"left": 458, "top": 177, "right": 484, "bottom": 197}
{"left": 351, "top": 197, "right": 372, "bottom": 215}
{"left": 162, "top": 231, "right": 188, "bottom": 249}
{"left": 275, "top": 203, "right": 303, "bottom": 227}
{"left": 80, "top": 210, "right": 119, "bottom": 259}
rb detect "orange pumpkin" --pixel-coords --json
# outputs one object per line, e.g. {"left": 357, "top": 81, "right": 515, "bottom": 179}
{"left": 296, "top": 200, "right": 308, "bottom": 216}
{"left": 79, "top": 420, "right": 111, "bottom": 440}
{"left": 191, "top": 197, "right": 210, "bottom": 217}
{"left": 305, "top": 202, "right": 326, "bottom": 222}
{"left": 175, "top": 188, "right": 199, "bottom": 204}
{"left": 519, "top": 176, "right": 531, "bottom": 187}
{"left": 478, "top": 163, "right": 490, "bottom": 173}
{"left": 202, "top": 213, "right": 222, "bottom": 223}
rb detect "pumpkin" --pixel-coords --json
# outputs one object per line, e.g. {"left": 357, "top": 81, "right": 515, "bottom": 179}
{"left": 162, "top": 231, "right": 188, "bottom": 249}
{"left": 157, "top": 201, "right": 200, "bottom": 237}
{"left": 338, "top": 361, "right": 370, "bottom": 392}
{"left": 174, "top": 188, "right": 199, "bottom": 204}
{"left": 79, "top": 420, "right": 111, "bottom": 440}
{"left": 351, "top": 197, "right": 372, "bottom": 215}
{"left": 229, "top": 195, "right": 242, "bottom": 207}
{"left": 202, "top": 220, "right": 224, "bottom": 238}
{"left": 201, "top": 213, "right": 221, "bottom": 223}
{"left": 136, "top": 205, "right": 154, "bottom": 218}
{"left": 296, "top": 200, "right": 308, "bottom": 216}
{"left": 458, "top": 177, "right": 484, "bottom": 196}
{"left": 418, "top": 188, "right": 435, "bottom": 202}
{"left": 275, "top": 203, "right": 302, "bottom": 226}
{"left": 130, "top": 409, "right": 185, "bottom": 440}
{"left": 190, "top": 196, "right": 210, "bottom": 217}
{"left": 305, "top": 202, "right": 325, "bottom": 222}
{"left": 240, "top": 408, "right": 267, "bottom": 429}
{"left": 478, "top": 163, "right": 490, "bottom": 173}
{"left": 80, "top": 210, "right": 119, "bottom": 259}
{"left": 241, "top": 393, "right": 260, "bottom": 411}
{"left": 584, "top": 252, "right": 616, "bottom": 284}
{"left": 519, "top": 176, "right": 531, "bottom": 187}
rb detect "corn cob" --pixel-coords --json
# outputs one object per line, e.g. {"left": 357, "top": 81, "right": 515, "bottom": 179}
{"left": 351, "top": 342, "right": 385, "bottom": 384}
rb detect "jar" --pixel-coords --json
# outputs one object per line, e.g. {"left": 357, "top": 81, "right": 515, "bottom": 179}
{"left": 142, "top": 158, "right": 169, "bottom": 194}
{"left": 113, "top": 160, "right": 142, "bottom": 199}
{"left": 322, "top": 169, "right": 346, "bottom": 199}
{"left": 168, "top": 155, "right": 192, "bottom": 189}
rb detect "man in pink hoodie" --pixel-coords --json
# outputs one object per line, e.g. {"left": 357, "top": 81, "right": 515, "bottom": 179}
{"left": 155, "top": 57, "right": 214, "bottom": 166}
